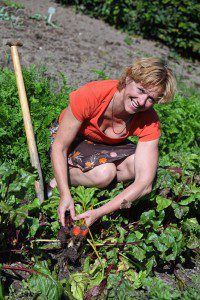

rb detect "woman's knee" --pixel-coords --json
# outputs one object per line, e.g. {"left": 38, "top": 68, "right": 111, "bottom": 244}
{"left": 91, "top": 163, "right": 117, "bottom": 188}
{"left": 117, "top": 154, "right": 135, "bottom": 181}
{"left": 126, "top": 162, "right": 135, "bottom": 179}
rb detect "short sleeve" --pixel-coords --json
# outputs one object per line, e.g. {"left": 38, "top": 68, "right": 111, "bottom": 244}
{"left": 137, "top": 109, "right": 161, "bottom": 142}
{"left": 69, "top": 84, "right": 97, "bottom": 122}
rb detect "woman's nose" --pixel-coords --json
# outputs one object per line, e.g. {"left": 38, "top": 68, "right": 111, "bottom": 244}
{"left": 138, "top": 94, "right": 148, "bottom": 106}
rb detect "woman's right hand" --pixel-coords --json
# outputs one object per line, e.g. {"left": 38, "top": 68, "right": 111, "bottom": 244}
{"left": 58, "top": 195, "right": 76, "bottom": 227}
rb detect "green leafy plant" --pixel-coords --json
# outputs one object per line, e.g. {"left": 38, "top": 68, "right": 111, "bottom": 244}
{"left": 3, "top": 0, "right": 24, "bottom": 9}
{"left": 0, "top": 6, "right": 17, "bottom": 21}
{"left": 0, "top": 66, "right": 72, "bottom": 183}
{"left": 29, "top": 13, "right": 43, "bottom": 21}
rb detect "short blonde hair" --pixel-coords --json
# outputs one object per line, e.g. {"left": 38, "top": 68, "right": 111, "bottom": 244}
{"left": 118, "top": 57, "right": 176, "bottom": 103}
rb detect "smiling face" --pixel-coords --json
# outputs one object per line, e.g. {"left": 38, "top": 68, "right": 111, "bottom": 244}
{"left": 123, "top": 79, "right": 162, "bottom": 114}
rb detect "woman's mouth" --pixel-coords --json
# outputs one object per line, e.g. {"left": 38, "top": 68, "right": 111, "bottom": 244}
{"left": 131, "top": 99, "right": 139, "bottom": 109}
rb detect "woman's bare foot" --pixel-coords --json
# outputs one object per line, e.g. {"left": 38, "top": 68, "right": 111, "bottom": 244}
{"left": 47, "top": 178, "right": 57, "bottom": 198}
{"left": 49, "top": 178, "right": 57, "bottom": 189}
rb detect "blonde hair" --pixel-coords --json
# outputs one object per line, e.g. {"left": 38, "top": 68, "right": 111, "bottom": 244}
{"left": 118, "top": 57, "right": 177, "bottom": 103}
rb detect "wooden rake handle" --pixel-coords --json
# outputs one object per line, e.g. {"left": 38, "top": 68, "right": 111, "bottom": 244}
{"left": 7, "top": 40, "right": 44, "bottom": 203}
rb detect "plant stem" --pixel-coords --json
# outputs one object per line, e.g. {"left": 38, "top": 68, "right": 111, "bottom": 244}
{"left": 86, "top": 238, "right": 102, "bottom": 266}
{"left": 93, "top": 199, "right": 110, "bottom": 207}
{"left": 2, "top": 265, "right": 48, "bottom": 277}
{"left": 32, "top": 239, "right": 59, "bottom": 243}
{"left": 95, "top": 241, "right": 142, "bottom": 247}
{"left": 0, "top": 249, "right": 29, "bottom": 253}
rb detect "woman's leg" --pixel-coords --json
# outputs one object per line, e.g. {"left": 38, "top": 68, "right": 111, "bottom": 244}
{"left": 49, "top": 154, "right": 135, "bottom": 191}
{"left": 49, "top": 163, "right": 117, "bottom": 189}
{"left": 69, "top": 163, "right": 117, "bottom": 188}
{"left": 115, "top": 154, "right": 135, "bottom": 182}
{"left": 68, "top": 154, "right": 135, "bottom": 187}
{"left": 49, "top": 178, "right": 57, "bottom": 189}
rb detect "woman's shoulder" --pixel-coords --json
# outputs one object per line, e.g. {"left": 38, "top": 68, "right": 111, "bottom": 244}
{"left": 83, "top": 79, "right": 119, "bottom": 98}
{"left": 72, "top": 79, "right": 118, "bottom": 105}
{"left": 138, "top": 108, "right": 160, "bottom": 124}
{"left": 131, "top": 108, "right": 161, "bottom": 142}
{"left": 69, "top": 80, "right": 118, "bottom": 121}
{"left": 86, "top": 79, "right": 119, "bottom": 88}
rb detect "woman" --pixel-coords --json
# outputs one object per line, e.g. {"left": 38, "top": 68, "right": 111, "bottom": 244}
{"left": 50, "top": 57, "right": 176, "bottom": 228}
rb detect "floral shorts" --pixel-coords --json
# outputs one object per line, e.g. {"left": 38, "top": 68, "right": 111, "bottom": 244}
{"left": 50, "top": 121, "right": 136, "bottom": 172}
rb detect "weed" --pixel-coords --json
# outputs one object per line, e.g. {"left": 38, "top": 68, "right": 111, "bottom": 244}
{"left": 124, "top": 35, "right": 133, "bottom": 46}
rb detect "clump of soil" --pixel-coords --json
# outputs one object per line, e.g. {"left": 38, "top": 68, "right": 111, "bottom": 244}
{"left": 55, "top": 225, "right": 86, "bottom": 278}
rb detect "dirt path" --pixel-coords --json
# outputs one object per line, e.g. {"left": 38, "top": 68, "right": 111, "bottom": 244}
{"left": 0, "top": 0, "right": 200, "bottom": 89}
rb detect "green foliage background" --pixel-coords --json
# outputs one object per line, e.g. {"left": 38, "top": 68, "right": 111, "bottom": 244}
{"left": 57, "top": 0, "right": 200, "bottom": 58}
{"left": 0, "top": 67, "right": 71, "bottom": 182}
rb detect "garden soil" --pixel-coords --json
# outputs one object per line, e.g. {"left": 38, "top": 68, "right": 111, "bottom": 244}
{"left": 0, "top": 0, "right": 200, "bottom": 89}
{"left": 0, "top": 0, "right": 199, "bottom": 295}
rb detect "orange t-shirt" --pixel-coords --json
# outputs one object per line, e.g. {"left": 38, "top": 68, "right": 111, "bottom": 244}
{"left": 59, "top": 80, "right": 161, "bottom": 144}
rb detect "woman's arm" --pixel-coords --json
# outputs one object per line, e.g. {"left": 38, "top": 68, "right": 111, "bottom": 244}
{"left": 51, "top": 106, "right": 82, "bottom": 225}
{"left": 75, "top": 138, "right": 159, "bottom": 226}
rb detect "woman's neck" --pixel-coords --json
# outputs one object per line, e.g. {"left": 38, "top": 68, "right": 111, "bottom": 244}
{"left": 112, "top": 89, "right": 130, "bottom": 120}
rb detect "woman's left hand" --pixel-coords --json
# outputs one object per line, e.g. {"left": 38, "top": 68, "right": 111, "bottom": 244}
{"left": 74, "top": 209, "right": 99, "bottom": 227}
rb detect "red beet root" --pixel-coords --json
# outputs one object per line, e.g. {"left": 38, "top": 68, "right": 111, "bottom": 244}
{"left": 81, "top": 229, "right": 89, "bottom": 236}
{"left": 71, "top": 226, "right": 81, "bottom": 236}
{"left": 80, "top": 225, "right": 89, "bottom": 237}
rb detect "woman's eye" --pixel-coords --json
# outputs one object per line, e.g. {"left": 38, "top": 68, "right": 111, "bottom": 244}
{"left": 138, "top": 88, "right": 144, "bottom": 93}
{"left": 148, "top": 98, "right": 154, "bottom": 104}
